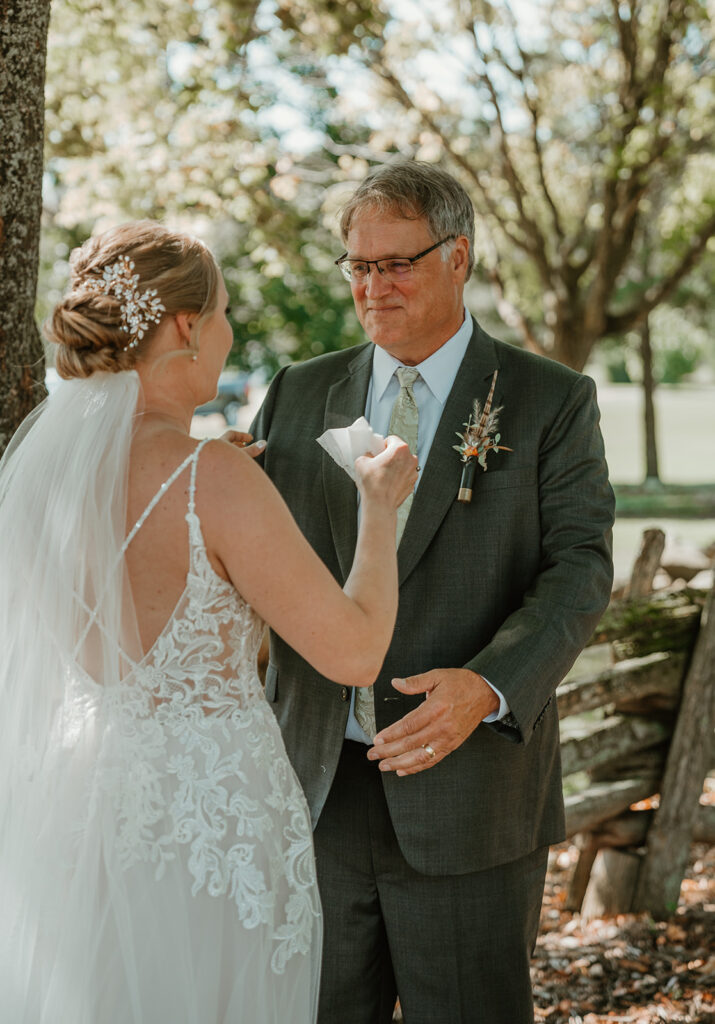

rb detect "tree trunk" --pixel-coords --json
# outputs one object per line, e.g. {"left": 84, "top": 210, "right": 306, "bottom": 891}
{"left": 549, "top": 308, "right": 598, "bottom": 372}
{"left": 633, "top": 586, "right": 715, "bottom": 918}
{"left": 640, "top": 317, "right": 660, "bottom": 483}
{"left": 0, "top": 0, "right": 52, "bottom": 458}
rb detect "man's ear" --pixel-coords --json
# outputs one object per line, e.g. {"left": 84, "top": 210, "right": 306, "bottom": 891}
{"left": 452, "top": 236, "right": 470, "bottom": 277}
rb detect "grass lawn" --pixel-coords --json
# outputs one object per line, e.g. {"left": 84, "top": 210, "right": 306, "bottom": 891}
{"left": 596, "top": 382, "right": 715, "bottom": 486}
{"left": 595, "top": 383, "right": 715, "bottom": 580}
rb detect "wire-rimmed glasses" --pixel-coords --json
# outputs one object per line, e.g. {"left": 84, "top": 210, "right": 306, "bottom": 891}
{"left": 335, "top": 236, "right": 455, "bottom": 282}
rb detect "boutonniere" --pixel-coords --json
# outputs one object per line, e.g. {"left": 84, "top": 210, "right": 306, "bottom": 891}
{"left": 453, "top": 370, "right": 512, "bottom": 503}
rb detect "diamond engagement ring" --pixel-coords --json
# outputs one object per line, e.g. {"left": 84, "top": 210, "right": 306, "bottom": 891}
{"left": 422, "top": 744, "right": 436, "bottom": 759}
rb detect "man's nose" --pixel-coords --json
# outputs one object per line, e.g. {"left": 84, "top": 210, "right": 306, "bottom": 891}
{"left": 363, "top": 264, "right": 392, "bottom": 296}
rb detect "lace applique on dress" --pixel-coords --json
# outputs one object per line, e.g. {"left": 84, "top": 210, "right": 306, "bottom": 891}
{"left": 103, "top": 439, "right": 320, "bottom": 974}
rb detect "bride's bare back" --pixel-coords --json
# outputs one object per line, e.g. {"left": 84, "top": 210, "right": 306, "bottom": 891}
{"left": 125, "top": 410, "right": 416, "bottom": 687}
{"left": 124, "top": 426, "right": 212, "bottom": 655}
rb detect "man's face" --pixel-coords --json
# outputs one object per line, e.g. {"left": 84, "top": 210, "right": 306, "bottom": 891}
{"left": 345, "top": 207, "right": 469, "bottom": 365}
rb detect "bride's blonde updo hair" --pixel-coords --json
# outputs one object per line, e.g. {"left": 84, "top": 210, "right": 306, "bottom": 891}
{"left": 46, "top": 221, "right": 220, "bottom": 380}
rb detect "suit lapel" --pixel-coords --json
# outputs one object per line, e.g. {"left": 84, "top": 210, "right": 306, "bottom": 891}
{"left": 397, "top": 324, "right": 501, "bottom": 585}
{"left": 322, "top": 345, "right": 374, "bottom": 582}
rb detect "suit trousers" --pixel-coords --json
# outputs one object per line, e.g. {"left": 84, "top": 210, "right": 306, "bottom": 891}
{"left": 314, "top": 740, "right": 549, "bottom": 1024}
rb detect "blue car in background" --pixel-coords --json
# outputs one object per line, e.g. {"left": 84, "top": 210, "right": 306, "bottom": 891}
{"left": 195, "top": 372, "right": 252, "bottom": 425}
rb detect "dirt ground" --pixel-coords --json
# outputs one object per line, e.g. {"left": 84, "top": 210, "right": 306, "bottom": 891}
{"left": 391, "top": 829, "right": 713, "bottom": 1024}
{"left": 532, "top": 838, "right": 714, "bottom": 1024}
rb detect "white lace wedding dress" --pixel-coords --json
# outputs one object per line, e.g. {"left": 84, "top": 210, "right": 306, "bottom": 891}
{"left": 1, "top": 436, "right": 321, "bottom": 1024}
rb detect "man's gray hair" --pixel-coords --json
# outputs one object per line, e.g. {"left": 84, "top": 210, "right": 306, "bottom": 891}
{"left": 339, "top": 160, "right": 475, "bottom": 280}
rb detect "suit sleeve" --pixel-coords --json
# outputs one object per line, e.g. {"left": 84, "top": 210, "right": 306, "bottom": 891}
{"left": 467, "top": 374, "right": 615, "bottom": 745}
{"left": 249, "top": 365, "right": 290, "bottom": 448}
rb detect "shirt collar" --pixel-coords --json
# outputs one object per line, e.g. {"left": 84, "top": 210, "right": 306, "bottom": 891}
{"left": 371, "top": 310, "right": 473, "bottom": 405}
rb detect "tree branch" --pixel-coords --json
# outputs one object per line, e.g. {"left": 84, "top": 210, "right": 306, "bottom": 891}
{"left": 369, "top": 59, "right": 536, "bottom": 258}
{"left": 611, "top": 0, "right": 638, "bottom": 99}
{"left": 467, "top": 24, "right": 554, "bottom": 285}
{"left": 481, "top": 7, "right": 567, "bottom": 246}
{"left": 605, "top": 210, "right": 715, "bottom": 335}
{"left": 519, "top": 70, "right": 565, "bottom": 243}
{"left": 646, "top": 0, "right": 684, "bottom": 106}
{"left": 487, "top": 264, "right": 545, "bottom": 355}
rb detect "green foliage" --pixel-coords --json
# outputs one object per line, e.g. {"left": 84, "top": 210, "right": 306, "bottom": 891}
{"left": 270, "top": 0, "right": 715, "bottom": 367}
{"left": 40, "top": 0, "right": 365, "bottom": 369}
{"left": 220, "top": 239, "right": 364, "bottom": 373}
{"left": 40, "top": 0, "right": 715, "bottom": 376}
{"left": 601, "top": 299, "right": 714, "bottom": 385}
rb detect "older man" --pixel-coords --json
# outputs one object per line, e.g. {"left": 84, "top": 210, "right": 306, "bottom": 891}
{"left": 252, "top": 160, "right": 614, "bottom": 1023}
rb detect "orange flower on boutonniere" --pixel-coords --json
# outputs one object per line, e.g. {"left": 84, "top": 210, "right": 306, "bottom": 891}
{"left": 453, "top": 370, "right": 512, "bottom": 503}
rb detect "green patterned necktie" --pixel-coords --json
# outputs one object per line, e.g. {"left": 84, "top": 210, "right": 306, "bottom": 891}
{"left": 355, "top": 366, "right": 420, "bottom": 738}
{"left": 389, "top": 366, "right": 421, "bottom": 546}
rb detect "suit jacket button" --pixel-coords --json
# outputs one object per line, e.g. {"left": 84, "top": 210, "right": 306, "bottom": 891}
{"left": 340, "top": 686, "right": 349, "bottom": 702}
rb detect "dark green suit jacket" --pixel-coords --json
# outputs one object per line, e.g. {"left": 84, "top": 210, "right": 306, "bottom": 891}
{"left": 251, "top": 320, "right": 614, "bottom": 876}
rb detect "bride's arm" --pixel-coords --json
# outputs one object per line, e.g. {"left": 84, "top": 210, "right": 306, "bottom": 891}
{"left": 200, "top": 437, "right": 417, "bottom": 687}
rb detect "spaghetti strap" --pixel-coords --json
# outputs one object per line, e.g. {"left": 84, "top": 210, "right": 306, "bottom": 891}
{"left": 187, "top": 436, "right": 207, "bottom": 516}
{"left": 122, "top": 437, "right": 211, "bottom": 557}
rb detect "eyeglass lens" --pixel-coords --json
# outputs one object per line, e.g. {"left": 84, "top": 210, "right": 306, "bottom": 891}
{"left": 341, "top": 259, "right": 413, "bottom": 281}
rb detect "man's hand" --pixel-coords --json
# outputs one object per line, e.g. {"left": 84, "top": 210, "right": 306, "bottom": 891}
{"left": 367, "top": 669, "right": 499, "bottom": 776}
{"left": 220, "top": 430, "right": 266, "bottom": 458}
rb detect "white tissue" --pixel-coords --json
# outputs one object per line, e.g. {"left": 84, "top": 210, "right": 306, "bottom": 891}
{"left": 316, "top": 417, "right": 385, "bottom": 482}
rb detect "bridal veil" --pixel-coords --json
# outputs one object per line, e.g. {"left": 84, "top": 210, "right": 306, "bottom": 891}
{"left": 0, "top": 371, "right": 145, "bottom": 1019}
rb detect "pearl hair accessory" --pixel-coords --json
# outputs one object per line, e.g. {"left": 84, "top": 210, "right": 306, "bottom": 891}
{"left": 83, "top": 255, "right": 165, "bottom": 350}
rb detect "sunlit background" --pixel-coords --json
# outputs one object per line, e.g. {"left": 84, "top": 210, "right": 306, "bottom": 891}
{"left": 39, "top": 0, "right": 715, "bottom": 579}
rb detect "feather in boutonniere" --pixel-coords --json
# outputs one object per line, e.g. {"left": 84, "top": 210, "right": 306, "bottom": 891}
{"left": 453, "top": 370, "right": 512, "bottom": 502}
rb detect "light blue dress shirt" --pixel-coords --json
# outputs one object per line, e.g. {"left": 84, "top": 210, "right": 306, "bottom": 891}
{"left": 344, "top": 312, "right": 510, "bottom": 743}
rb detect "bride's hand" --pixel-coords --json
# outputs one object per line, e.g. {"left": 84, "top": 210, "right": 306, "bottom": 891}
{"left": 355, "top": 435, "right": 418, "bottom": 512}
{"left": 220, "top": 430, "right": 266, "bottom": 459}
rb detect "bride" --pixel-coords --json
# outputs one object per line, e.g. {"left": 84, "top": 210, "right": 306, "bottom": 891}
{"left": 0, "top": 221, "right": 416, "bottom": 1024}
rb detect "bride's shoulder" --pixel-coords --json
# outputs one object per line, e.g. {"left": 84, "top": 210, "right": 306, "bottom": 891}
{"left": 130, "top": 426, "right": 266, "bottom": 516}
{"left": 195, "top": 435, "right": 265, "bottom": 494}
{"left": 130, "top": 426, "right": 198, "bottom": 476}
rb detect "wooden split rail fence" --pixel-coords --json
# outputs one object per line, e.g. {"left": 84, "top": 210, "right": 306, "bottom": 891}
{"left": 557, "top": 529, "right": 715, "bottom": 920}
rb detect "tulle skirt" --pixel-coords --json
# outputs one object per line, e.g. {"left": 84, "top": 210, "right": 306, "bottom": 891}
{"left": 0, "top": 688, "right": 322, "bottom": 1024}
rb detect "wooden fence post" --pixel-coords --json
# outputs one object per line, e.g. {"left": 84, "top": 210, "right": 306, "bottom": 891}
{"left": 581, "top": 848, "right": 641, "bottom": 921}
{"left": 624, "top": 528, "right": 665, "bottom": 599}
{"left": 633, "top": 585, "right": 715, "bottom": 918}
{"left": 565, "top": 833, "right": 600, "bottom": 911}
